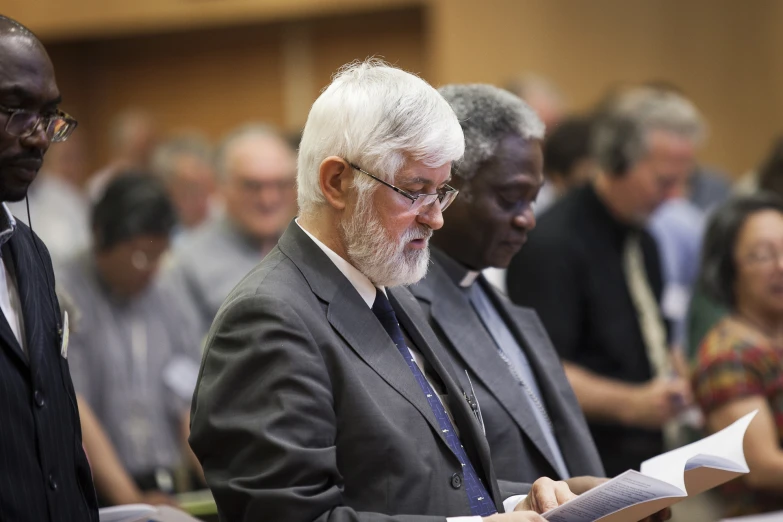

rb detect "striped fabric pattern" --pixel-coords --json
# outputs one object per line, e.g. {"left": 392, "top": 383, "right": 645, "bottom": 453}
{"left": 0, "top": 220, "right": 98, "bottom": 522}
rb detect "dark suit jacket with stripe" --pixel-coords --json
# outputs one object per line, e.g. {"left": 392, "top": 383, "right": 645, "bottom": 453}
{"left": 0, "top": 221, "right": 98, "bottom": 521}
{"left": 410, "top": 248, "right": 604, "bottom": 484}
{"left": 189, "top": 222, "right": 527, "bottom": 522}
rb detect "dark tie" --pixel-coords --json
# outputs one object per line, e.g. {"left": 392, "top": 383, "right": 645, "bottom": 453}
{"left": 372, "top": 289, "right": 497, "bottom": 517}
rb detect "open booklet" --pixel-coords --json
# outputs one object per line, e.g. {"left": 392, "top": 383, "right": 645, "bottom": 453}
{"left": 543, "top": 410, "right": 758, "bottom": 522}
{"left": 99, "top": 504, "right": 202, "bottom": 522}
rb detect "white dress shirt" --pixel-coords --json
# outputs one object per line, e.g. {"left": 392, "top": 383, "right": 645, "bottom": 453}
{"left": 296, "top": 220, "right": 523, "bottom": 519}
{"left": 0, "top": 203, "right": 25, "bottom": 354}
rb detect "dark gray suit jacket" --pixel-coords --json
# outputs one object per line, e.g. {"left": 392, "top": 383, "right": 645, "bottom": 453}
{"left": 189, "top": 223, "right": 524, "bottom": 522}
{"left": 409, "top": 249, "right": 604, "bottom": 484}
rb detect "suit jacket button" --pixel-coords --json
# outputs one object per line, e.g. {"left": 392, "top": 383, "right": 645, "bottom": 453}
{"left": 34, "top": 390, "right": 45, "bottom": 408}
{"left": 451, "top": 473, "right": 462, "bottom": 489}
{"left": 48, "top": 473, "right": 58, "bottom": 491}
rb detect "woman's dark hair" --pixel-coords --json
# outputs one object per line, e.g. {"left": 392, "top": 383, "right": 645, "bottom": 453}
{"left": 698, "top": 192, "right": 783, "bottom": 308}
{"left": 91, "top": 171, "right": 177, "bottom": 252}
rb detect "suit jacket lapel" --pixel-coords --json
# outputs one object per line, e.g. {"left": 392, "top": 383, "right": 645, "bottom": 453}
{"left": 490, "top": 286, "right": 604, "bottom": 477}
{"left": 277, "top": 222, "right": 445, "bottom": 444}
{"left": 390, "top": 286, "right": 503, "bottom": 511}
{"left": 6, "top": 234, "right": 50, "bottom": 376}
{"left": 422, "top": 265, "right": 565, "bottom": 477}
{"left": 326, "top": 281, "right": 448, "bottom": 444}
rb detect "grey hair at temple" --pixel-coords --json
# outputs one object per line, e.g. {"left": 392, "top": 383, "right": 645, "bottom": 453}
{"left": 592, "top": 86, "right": 706, "bottom": 177}
{"left": 439, "top": 84, "right": 545, "bottom": 182}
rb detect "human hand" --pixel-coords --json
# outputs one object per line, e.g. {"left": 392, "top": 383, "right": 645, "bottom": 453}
{"left": 624, "top": 377, "right": 692, "bottom": 428}
{"left": 563, "top": 475, "right": 609, "bottom": 495}
{"left": 140, "top": 490, "right": 179, "bottom": 507}
{"left": 638, "top": 507, "right": 672, "bottom": 521}
{"left": 519, "top": 477, "right": 577, "bottom": 513}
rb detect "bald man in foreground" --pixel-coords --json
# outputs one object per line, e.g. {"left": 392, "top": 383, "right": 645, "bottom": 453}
{"left": 0, "top": 15, "right": 98, "bottom": 521}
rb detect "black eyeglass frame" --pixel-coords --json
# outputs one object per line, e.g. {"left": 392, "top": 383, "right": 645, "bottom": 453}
{"left": 0, "top": 104, "right": 78, "bottom": 142}
{"left": 347, "top": 161, "right": 458, "bottom": 212}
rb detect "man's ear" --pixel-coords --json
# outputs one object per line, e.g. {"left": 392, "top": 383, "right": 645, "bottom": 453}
{"left": 319, "top": 156, "right": 352, "bottom": 211}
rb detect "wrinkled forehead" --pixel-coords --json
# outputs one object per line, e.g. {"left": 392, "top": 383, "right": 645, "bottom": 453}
{"left": 0, "top": 34, "right": 59, "bottom": 107}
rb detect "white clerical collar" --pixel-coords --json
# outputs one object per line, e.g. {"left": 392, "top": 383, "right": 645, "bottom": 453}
{"left": 295, "top": 218, "right": 384, "bottom": 308}
{"left": 459, "top": 270, "right": 480, "bottom": 288}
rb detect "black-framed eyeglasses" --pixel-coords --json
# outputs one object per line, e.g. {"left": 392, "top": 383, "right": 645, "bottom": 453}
{"left": 348, "top": 162, "right": 458, "bottom": 213}
{"left": 0, "top": 104, "right": 78, "bottom": 143}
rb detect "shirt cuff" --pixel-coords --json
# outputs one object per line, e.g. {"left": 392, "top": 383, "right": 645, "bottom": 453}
{"left": 446, "top": 495, "right": 526, "bottom": 521}
{"left": 503, "top": 494, "right": 526, "bottom": 513}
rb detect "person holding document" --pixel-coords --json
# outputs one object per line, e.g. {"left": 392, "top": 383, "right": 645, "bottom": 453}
{"left": 693, "top": 194, "right": 783, "bottom": 518}
{"left": 189, "top": 60, "right": 577, "bottom": 522}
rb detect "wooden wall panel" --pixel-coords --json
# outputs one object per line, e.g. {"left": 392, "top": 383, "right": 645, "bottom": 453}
{"left": 429, "top": 0, "right": 783, "bottom": 176}
{"left": 2, "top": 0, "right": 423, "bottom": 41}
{"left": 41, "top": 6, "right": 427, "bottom": 173}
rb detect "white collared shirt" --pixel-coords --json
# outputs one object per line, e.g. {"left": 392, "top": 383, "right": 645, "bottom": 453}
{"left": 0, "top": 203, "right": 25, "bottom": 354}
{"left": 295, "top": 220, "right": 524, "bottom": 518}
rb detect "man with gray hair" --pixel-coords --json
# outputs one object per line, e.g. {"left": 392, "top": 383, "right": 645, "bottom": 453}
{"left": 151, "top": 133, "right": 217, "bottom": 236}
{"left": 189, "top": 60, "right": 576, "bottom": 522}
{"left": 410, "top": 84, "right": 606, "bottom": 491}
{"left": 164, "top": 124, "right": 296, "bottom": 337}
{"left": 507, "top": 87, "right": 703, "bottom": 476}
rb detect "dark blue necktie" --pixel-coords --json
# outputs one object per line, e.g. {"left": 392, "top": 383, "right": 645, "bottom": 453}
{"left": 372, "top": 289, "right": 497, "bottom": 517}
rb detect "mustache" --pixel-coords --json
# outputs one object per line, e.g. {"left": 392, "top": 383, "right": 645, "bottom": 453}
{"left": 402, "top": 225, "right": 433, "bottom": 242}
{"left": 7, "top": 152, "right": 44, "bottom": 163}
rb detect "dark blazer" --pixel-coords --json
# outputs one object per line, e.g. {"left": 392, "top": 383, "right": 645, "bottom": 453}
{"left": 0, "top": 221, "right": 98, "bottom": 522}
{"left": 189, "top": 222, "right": 525, "bottom": 522}
{"left": 409, "top": 249, "right": 604, "bottom": 484}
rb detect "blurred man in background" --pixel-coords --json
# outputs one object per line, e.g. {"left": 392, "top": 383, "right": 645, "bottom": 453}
{"left": 165, "top": 124, "right": 297, "bottom": 337}
{"left": 507, "top": 87, "right": 703, "bottom": 476}
{"left": 0, "top": 14, "right": 98, "bottom": 521}
{"left": 8, "top": 130, "right": 90, "bottom": 267}
{"left": 63, "top": 174, "right": 203, "bottom": 501}
{"left": 151, "top": 133, "right": 217, "bottom": 241}
{"left": 88, "top": 109, "right": 159, "bottom": 200}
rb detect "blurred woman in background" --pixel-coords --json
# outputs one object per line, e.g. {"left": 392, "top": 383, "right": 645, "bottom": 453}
{"left": 692, "top": 193, "right": 783, "bottom": 517}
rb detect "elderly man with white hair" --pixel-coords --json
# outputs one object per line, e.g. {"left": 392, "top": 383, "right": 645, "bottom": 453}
{"left": 508, "top": 87, "right": 704, "bottom": 478}
{"left": 189, "top": 61, "right": 576, "bottom": 522}
{"left": 165, "top": 124, "right": 297, "bottom": 337}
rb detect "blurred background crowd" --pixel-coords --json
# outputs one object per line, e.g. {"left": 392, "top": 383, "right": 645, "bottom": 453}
{"left": 5, "top": 1, "right": 783, "bottom": 520}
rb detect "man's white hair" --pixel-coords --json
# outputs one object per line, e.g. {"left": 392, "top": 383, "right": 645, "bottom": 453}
{"left": 297, "top": 59, "right": 464, "bottom": 217}
{"left": 215, "top": 123, "right": 289, "bottom": 181}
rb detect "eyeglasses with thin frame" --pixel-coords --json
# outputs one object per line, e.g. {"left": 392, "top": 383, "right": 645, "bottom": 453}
{"left": 0, "top": 104, "right": 78, "bottom": 143}
{"left": 742, "top": 244, "right": 783, "bottom": 270}
{"left": 348, "top": 162, "right": 458, "bottom": 213}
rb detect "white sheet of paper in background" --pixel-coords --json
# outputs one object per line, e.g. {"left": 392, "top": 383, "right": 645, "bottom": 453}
{"left": 543, "top": 410, "right": 758, "bottom": 522}
{"left": 99, "top": 504, "right": 201, "bottom": 522}
{"left": 99, "top": 504, "right": 155, "bottom": 522}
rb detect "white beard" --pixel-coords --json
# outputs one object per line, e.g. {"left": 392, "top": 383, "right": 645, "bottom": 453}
{"left": 339, "top": 197, "right": 432, "bottom": 287}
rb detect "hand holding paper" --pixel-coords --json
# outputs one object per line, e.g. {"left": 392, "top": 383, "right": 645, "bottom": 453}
{"left": 542, "top": 410, "right": 758, "bottom": 522}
